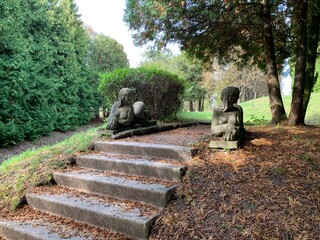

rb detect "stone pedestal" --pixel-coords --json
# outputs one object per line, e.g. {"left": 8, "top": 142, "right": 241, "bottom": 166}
{"left": 208, "top": 139, "right": 240, "bottom": 150}
{"left": 102, "top": 120, "right": 158, "bottom": 137}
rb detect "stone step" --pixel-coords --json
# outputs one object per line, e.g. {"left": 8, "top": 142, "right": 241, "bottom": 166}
{"left": 94, "top": 141, "right": 196, "bottom": 161}
{"left": 26, "top": 192, "right": 158, "bottom": 240}
{"left": 0, "top": 220, "right": 85, "bottom": 240}
{"left": 53, "top": 171, "right": 176, "bottom": 207}
{"left": 77, "top": 154, "right": 187, "bottom": 181}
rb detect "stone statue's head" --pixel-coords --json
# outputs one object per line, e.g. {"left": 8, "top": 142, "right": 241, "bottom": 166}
{"left": 118, "top": 88, "right": 134, "bottom": 106}
{"left": 220, "top": 86, "right": 240, "bottom": 111}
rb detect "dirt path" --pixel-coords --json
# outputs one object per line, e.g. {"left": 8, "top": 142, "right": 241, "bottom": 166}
{"left": 113, "top": 124, "right": 210, "bottom": 146}
{"left": 0, "top": 119, "right": 104, "bottom": 163}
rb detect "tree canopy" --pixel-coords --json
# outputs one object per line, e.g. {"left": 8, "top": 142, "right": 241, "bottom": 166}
{"left": 125, "top": 0, "right": 320, "bottom": 125}
{"left": 140, "top": 50, "right": 206, "bottom": 111}
{"left": 125, "top": 0, "right": 289, "bottom": 68}
{"left": 88, "top": 33, "right": 129, "bottom": 73}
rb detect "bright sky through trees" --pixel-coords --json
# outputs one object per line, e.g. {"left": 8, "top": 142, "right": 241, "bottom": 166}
{"left": 74, "top": 0, "right": 179, "bottom": 68}
{"left": 74, "top": 0, "right": 144, "bottom": 67}
{"left": 74, "top": 0, "right": 290, "bottom": 95}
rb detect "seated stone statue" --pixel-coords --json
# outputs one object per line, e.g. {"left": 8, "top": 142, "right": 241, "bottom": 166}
{"left": 211, "top": 86, "right": 244, "bottom": 141}
{"left": 106, "top": 88, "right": 151, "bottom": 130}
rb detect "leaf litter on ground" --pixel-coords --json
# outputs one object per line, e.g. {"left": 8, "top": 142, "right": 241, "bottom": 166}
{"left": 146, "top": 125, "right": 320, "bottom": 240}
{"left": 1, "top": 124, "right": 319, "bottom": 239}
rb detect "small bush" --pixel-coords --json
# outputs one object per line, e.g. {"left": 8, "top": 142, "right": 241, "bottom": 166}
{"left": 245, "top": 114, "right": 268, "bottom": 126}
{"left": 98, "top": 67, "right": 186, "bottom": 120}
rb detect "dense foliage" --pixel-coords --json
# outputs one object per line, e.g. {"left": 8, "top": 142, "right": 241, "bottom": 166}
{"left": 87, "top": 33, "right": 129, "bottom": 73}
{"left": 98, "top": 68, "right": 185, "bottom": 119}
{"left": 0, "top": 0, "right": 128, "bottom": 147}
{"left": 141, "top": 51, "right": 206, "bottom": 111}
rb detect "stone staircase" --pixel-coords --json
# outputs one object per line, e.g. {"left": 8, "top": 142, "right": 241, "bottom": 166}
{"left": 0, "top": 140, "right": 196, "bottom": 240}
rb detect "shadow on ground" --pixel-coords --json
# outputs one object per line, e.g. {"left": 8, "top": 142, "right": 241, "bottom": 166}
{"left": 150, "top": 125, "right": 320, "bottom": 240}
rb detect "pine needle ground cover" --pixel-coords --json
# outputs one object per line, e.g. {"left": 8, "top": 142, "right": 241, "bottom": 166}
{"left": 150, "top": 126, "right": 320, "bottom": 239}
{"left": 0, "top": 125, "right": 319, "bottom": 239}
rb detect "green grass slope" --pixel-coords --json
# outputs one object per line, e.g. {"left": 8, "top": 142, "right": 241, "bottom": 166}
{"left": 178, "top": 92, "right": 320, "bottom": 125}
{"left": 0, "top": 127, "right": 99, "bottom": 209}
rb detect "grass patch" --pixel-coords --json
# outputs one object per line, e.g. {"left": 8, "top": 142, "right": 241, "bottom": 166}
{"left": 272, "top": 166, "right": 287, "bottom": 176}
{"left": 178, "top": 92, "right": 320, "bottom": 125}
{"left": 0, "top": 127, "right": 99, "bottom": 210}
{"left": 176, "top": 111, "right": 212, "bottom": 122}
{"left": 298, "top": 153, "right": 312, "bottom": 162}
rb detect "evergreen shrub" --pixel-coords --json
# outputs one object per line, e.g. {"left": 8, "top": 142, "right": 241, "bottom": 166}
{"left": 0, "top": 0, "right": 100, "bottom": 147}
{"left": 99, "top": 68, "right": 185, "bottom": 119}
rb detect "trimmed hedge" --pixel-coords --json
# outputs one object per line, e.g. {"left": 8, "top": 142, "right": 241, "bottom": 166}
{"left": 98, "top": 68, "right": 186, "bottom": 120}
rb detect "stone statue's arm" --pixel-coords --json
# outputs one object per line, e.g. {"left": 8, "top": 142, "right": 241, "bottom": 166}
{"left": 106, "top": 104, "right": 119, "bottom": 130}
{"left": 109, "top": 103, "right": 118, "bottom": 115}
{"left": 211, "top": 108, "right": 220, "bottom": 126}
{"left": 234, "top": 104, "right": 244, "bottom": 130}
{"left": 211, "top": 108, "right": 240, "bottom": 138}
{"left": 211, "top": 109, "right": 225, "bottom": 136}
{"left": 118, "top": 107, "right": 134, "bottom": 126}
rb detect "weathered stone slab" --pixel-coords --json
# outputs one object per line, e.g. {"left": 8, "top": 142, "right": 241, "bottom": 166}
{"left": 111, "top": 125, "right": 159, "bottom": 139}
{"left": 77, "top": 155, "right": 187, "bottom": 181}
{"left": 98, "top": 122, "right": 198, "bottom": 139}
{"left": 26, "top": 193, "right": 157, "bottom": 240}
{"left": 0, "top": 220, "right": 83, "bottom": 240}
{"left": 94, "top": 141, "right": 196, "bottom": 161}
{"left": 208, "top": 140, "right": 240, "bottom": 149}
{"left": 53, "top": 172, "right": 176, "bottom": 207}
{"left": 106, "top": 120, "right": 158, "bottom": 135}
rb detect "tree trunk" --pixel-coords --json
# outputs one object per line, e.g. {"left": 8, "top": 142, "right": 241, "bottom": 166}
{"left": 201, "top": 97, "right": 205, "bottom": 111}
{"left": 302, "top": 0, "right": 320, "bottom": 121}
{"left": 288, "top": 1, "right": 308, "bottom": 125}
{"left": 198, "top": 98, "right": 203, "bottom": 111}
{"left": 189, "top": 100, "right": 194, "bottom": 112}
{"left": 261, "top": 0, "right": 287, "bottom": 124}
